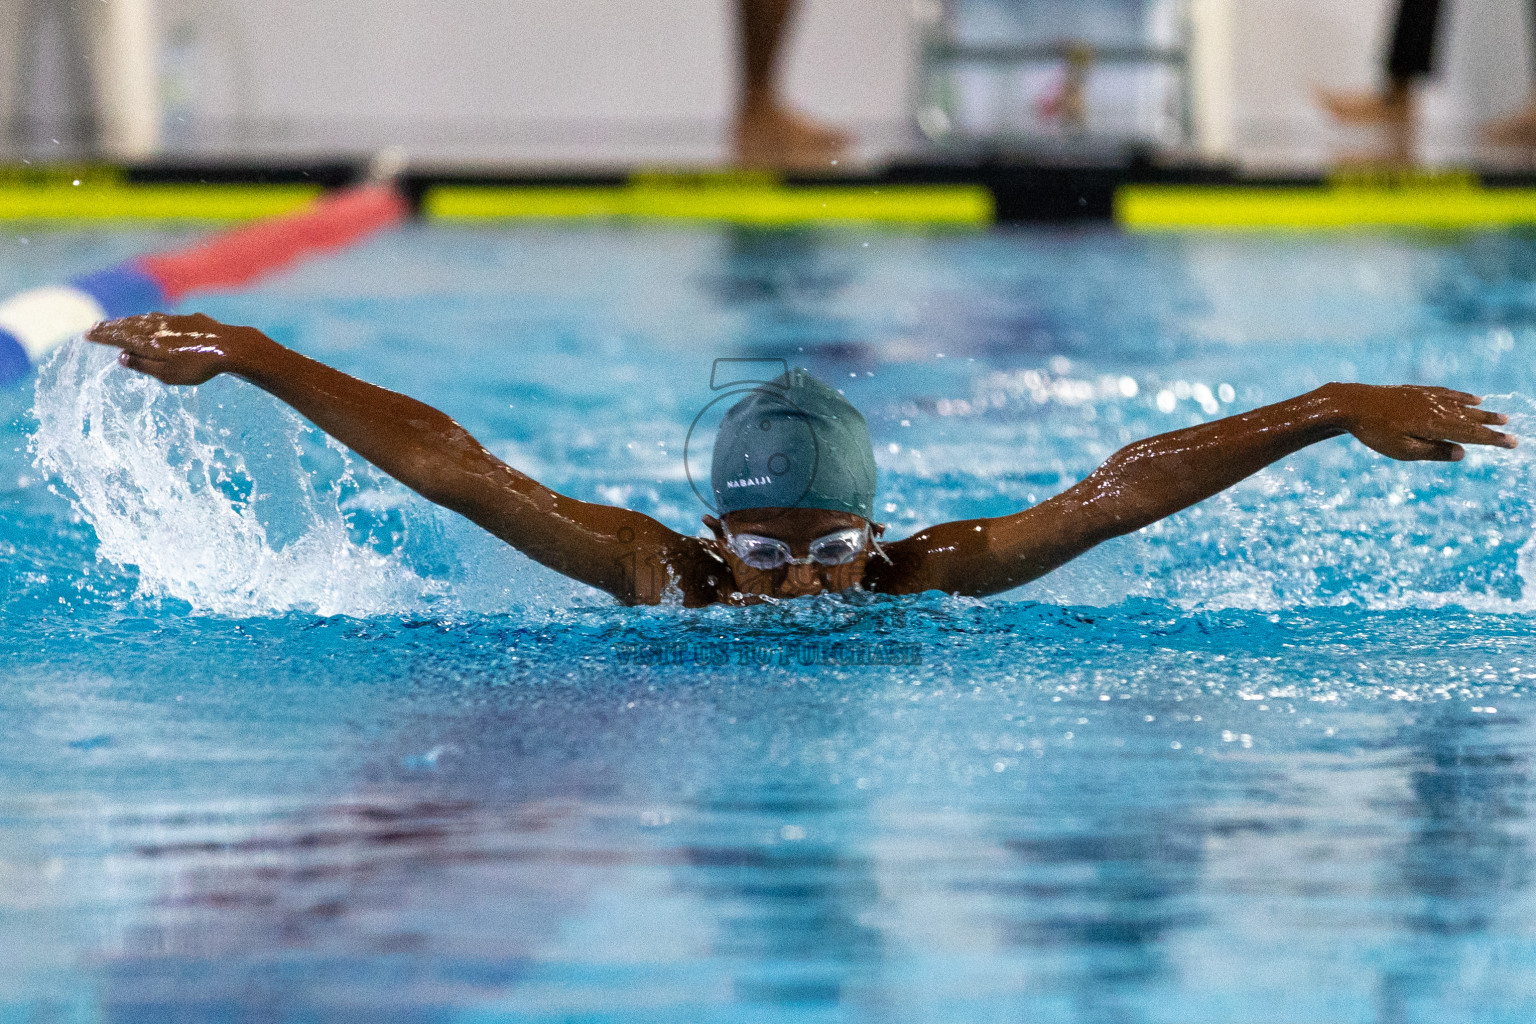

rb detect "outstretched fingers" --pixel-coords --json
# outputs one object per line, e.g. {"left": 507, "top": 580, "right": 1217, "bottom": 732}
{"left": 1352, "top": 384, "right": 1518, "bottom": 461}
{"left": 1437, "top": 408, "right": 1518, "bottom": 449}
{"left": 117, "top": 350, "right": 163, "bottom": 371}
{"left": 1465, "top": 407, "right": 1509, "bottom": 426}
{"left": 116, "top": 350, "right": 178, "bottom": 382}
{"left": 1414, "top": 387, "right": 1518, "bottom": 449}
{"left": 84, "top": 312, "right": 235, "bottom": 387}
{"left": 1434, "top": 387, "right": 1481, "bottom": 406}
{"left": 1469, "top": 424, "right": 1518, "bottom": 449}
{"left": 1401, "top": 436, "right": 1465, "bottom": 461}
{"left": 1429, "top": 418, "right": 1514, "bottom": 448}
{"left": 85, "top": 313, "right": 170, "bottom": 356}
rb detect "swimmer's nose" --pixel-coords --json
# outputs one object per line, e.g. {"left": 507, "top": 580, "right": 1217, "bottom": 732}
{"left": 779, "top": 561, "right": 824, "bottom": 597}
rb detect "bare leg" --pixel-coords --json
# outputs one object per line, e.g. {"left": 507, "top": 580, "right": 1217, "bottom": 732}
{"left": 1481, "top": 102, "right": 1536, "bottom": 148}
{"left": 1319, "top": 79, "right": 1412, "bottom": 126}
{"left": 8, "top": 0, "right": 102, "bottom": 155}
{"left": 740, "top": 0, "right": 791, "bottom": 103}
{"left": 0, "top": 0, "right": 22, "bottom": 156}
{"left": 1316, "top": 0, "right": 1439, "bottom": 164}
{"left": 734, "top": 0, "right": 848, "bottom": 170}
{"left": 1480, "top": 0, "right": 1536, "bottom": 147}
{"left": 1317, "top": 79, "right": 1416, "bottom": 165}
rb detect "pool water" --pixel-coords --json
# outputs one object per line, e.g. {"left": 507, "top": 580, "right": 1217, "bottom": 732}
{"left": 5, "top": 222, "right": 1536, "bottom": 1020}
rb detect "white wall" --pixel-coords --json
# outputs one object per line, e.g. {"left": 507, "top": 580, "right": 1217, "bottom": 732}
{"left": 155, "top": 0, "right": 918, "bottom": 167}
{"left": 1224, "top": 0, "right": 1532, "bottom": 167}
{"left": 22, "top": 0, "right": 1531, "bottom": 170}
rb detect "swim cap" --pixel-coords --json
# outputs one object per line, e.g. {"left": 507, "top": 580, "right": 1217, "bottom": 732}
{"left": 711, "top": 368, "right": 877, "bottom": 519}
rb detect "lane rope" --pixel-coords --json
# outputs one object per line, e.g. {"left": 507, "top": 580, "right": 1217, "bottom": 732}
{"left": 0, "top": 182, "right": 408, "bottom": 386}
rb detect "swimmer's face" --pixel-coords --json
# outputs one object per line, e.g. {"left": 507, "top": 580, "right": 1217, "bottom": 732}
{"left": 705, "top": 507, "right": 880, "bottom": 600}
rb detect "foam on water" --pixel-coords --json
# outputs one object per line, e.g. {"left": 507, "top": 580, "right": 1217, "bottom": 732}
{"left": 30, "top": 339, "right": 445, "bottom": 618}
{"left": 1147, "top": 397, "right": 1536, "bottom": 616}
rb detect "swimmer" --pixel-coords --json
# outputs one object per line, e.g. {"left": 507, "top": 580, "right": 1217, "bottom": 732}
{"left": 86, "top": 312, "right": 1519, "bottom": 607}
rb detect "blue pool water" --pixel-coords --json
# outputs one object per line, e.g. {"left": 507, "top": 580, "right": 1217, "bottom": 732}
{"left": 6, "top": 222, "right": 1536, "bottom": 1020}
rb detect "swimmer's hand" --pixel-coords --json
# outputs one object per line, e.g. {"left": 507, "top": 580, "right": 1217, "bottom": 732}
{"left": 1327, "top": 382, "right": 1517, "bottom": 461}
{"left": 86, "top": 312, "right": 261, "bottom": 386}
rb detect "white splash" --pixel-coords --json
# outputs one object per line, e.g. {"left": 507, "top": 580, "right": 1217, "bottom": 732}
{"left": 30, "top": 338, "right": 446, "bottom": 618}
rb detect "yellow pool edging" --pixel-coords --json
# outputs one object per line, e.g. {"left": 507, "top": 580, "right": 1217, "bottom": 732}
{"left": 1117, "top": 182, "right": 1536, "bottom": 231}
{"left": 424, "top": 181, "right": 994, "bottom": 227}
{"left": 19, "top": 165, "right": 1536, "bottom": 230}
{"left": 0, "top": 182, "right": 323, "bottom": 222}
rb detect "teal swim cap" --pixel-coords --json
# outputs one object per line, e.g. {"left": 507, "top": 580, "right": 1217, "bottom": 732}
{"left": 711, "top": 368, "right": 876, "bottom": 519}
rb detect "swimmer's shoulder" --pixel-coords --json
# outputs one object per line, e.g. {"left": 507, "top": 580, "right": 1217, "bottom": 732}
{"left": 627, "top": 534, "right": 734, "bottom": 607}
{"left": 859, "top": 538, "right": 931, "bottom": 595}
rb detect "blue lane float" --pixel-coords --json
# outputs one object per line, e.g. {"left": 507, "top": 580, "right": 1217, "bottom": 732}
{"left": 0, "top": 266, "right": 164, "bottom": 385}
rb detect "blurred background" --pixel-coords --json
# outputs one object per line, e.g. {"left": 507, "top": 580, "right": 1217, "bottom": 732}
{"left": 4, "top": 0, "right": 1535, "bottom": 175}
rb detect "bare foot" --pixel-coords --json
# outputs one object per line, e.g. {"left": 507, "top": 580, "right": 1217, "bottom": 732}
{"left": 1316, "top": 84, "right": 1416, "bottom": 165}
{"left": 1331, "top": 147, "right": 1417, "bottom": 171}
{"left": 1317, "top": 86, "right": 1411, "bottom": 126}
{"left": 1483, "top": 101, "right": 1536, "bottom": 147}
{"left": 734, "top": 100, "right": 849, "bottom": 171}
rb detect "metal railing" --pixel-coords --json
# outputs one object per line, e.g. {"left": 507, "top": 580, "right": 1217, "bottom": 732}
{"left": 914, "top": 0, "right": 1193, "bottom": 157}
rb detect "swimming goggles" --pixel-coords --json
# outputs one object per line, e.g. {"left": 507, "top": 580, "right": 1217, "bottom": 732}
{"left": 724, "top": 526, "right": 870, "bottom": 571}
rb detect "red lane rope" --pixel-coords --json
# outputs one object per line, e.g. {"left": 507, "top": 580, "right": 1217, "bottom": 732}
{"left": 138, "top": 183, "right": 409, "bottom": 303}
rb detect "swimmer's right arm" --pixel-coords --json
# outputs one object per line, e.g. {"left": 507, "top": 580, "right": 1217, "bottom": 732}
{"left": 86, "top": 313, "right": 720, "bottom": 605}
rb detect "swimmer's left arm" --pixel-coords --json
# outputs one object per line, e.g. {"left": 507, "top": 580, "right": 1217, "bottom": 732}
{"left": 870, "top": 383, "right": 1517, "bottom": 597}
